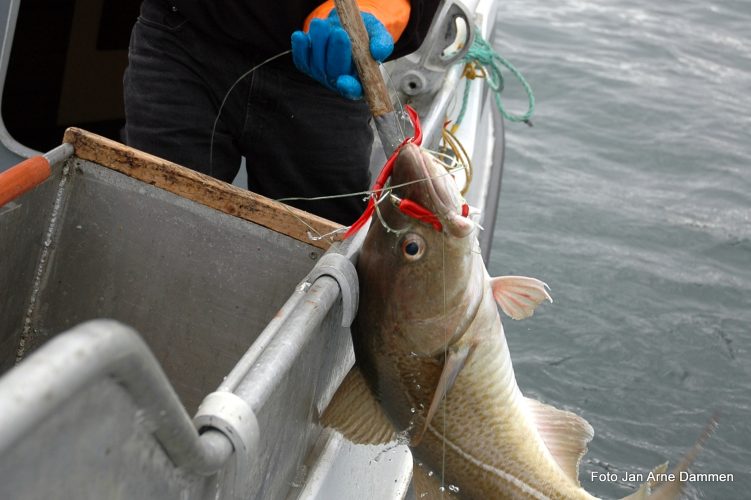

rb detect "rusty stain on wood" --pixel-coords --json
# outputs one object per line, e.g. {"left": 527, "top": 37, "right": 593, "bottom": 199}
{"left": 63, "top": 128, "right": 341, "bottom": 250}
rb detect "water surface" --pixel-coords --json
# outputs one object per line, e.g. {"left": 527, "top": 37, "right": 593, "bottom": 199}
{"left": 488, "top": 1, "right": 750, "bottom": 498}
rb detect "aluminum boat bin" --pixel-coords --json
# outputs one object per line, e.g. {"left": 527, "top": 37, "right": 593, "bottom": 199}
{"left": 0, "top": 1, "right": 504, "bottom": 497}
{"left": 0, "top": 129, "right": 412, "bottom": 500}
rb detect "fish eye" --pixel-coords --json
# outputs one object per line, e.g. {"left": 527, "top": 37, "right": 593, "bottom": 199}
{"left": 401, "top": 234, "right": 426, "bottom": 261}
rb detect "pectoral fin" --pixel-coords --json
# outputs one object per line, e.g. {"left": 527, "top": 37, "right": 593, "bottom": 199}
{"left": 524, "top": 397, "right": 594, "bottom": 486}
{"left": 412, "top": 343, "right": 474, "bottom": 446}
{"left": 320, "top": 366, "right": 397, "bottom": 445}
{"left": 491, "top": 276, "right": 552, "bottom": 320}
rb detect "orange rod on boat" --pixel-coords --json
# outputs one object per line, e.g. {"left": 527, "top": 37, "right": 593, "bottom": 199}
{"left": 0, "top": 156, "right": 51, "bottom": 207}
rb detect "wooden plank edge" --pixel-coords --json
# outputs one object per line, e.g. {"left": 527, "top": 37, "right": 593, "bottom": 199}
{"left": 62, "top": 127, "right": 341, "bottom": 251}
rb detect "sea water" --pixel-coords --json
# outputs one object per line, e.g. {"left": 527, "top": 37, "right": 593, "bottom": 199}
{"left": 488, "top": 1, "right": 750, "bottom": 498}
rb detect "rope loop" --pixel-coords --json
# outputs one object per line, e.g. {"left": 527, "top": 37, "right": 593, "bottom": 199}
{"left": 456, "top": 28, "right": 535, "bottom": 127}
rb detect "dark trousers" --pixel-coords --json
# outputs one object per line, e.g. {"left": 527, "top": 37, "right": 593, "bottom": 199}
{"left": 123, "top": 0, "right": 372, "bottom": 225}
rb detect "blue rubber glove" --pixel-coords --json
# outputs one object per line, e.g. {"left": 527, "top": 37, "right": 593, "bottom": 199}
{"left": 291, "top": 9, "right": 394, "bottom": 100}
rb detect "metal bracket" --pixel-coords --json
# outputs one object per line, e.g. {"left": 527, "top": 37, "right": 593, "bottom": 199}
{"left": 304, "top": 252, "right": 359, "bottom": 327}
{"left": 390, "top": 0, "right": 475, "bottom": 98}
{"left": 194, "top": 391, "right": 260, "bottom": 471}
{"left": 416, "top": 0, "right": 475, "bottom": 70}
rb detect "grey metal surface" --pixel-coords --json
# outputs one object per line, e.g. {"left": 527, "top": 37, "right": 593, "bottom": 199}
{"left": 295, "top": 431, "right": 412, "bottom": 500}
{"left": 12, "top": 162, "right": 74, "bottom": 363}
{"left": 0, "top": 162, "right": 66, "bottom": 372}
{"left": 412, "top": 0, "right": 474, "bottom": 72}
{"left": 231, "top": 276, "right": 353, "bottom": 500}
{"left": 194, "top": 391, "right": 259, "bottom": 480}
{"left": 0, "top": 162, "right": 413, "bottom": 500}
{"left": 0, "top": 320, "right": 247, "bottom": 500}
{"left": 217, "top": 233, "right": 414, "bottom": 500}
{"left": 0, "top": 320, "right": 231, "bottom": 473}
{"left": 42, "top": 142, "right": 74, "bottom": 167}
{"left": 235, "top": 276, "right": 342, "bottom": 412}
{"left": 217, "top": 281, "right": 310, "bottom": 393}
{"left": 15, "top": 158, "right": 321, "bottom": 413}
{"left": 189, "top": 233, "right": 414, "bottom": 499}
{"left": 0, "top": 376, "right": 207, "bottom": 500}
{"left": 217, "top": 230, "right": 366, "bottom": 395}
{"left": 0, "top": 151, "right": 398, "bottom": 498}
{"left": 387, "top": 0, "right": 474, "bottom": 106}
{"left": 304, "top": 252, "right": 359, "bottom": 327}
{"left": 476, "top": 82, "right": 505, "bottom": 260}
{"left": 0, "top": 1, "right": 503, "bottom": 498}
{"left": 419, "top": 65, "right": 464, "bottom": 149}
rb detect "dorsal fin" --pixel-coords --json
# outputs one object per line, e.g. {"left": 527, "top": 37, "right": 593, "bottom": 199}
{"left": 524, "top": 397, "right": 594, "bottom": 486}
{"left": 320, "top": 366, "right": 397, "bottom": 445}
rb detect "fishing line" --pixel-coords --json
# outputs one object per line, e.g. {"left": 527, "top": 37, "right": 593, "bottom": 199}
{"left": 381, "top": 63, "right": 408, "bottom": 140}
{"left": 306, "top": 226, "right": 348, "bottom": 242}
{"left": 209, "top": 49, "right": 292, "bottom": 175}
{"left": 208, "top": 52, "right": 405, "bottom": 177}
{"left": 209, "top": 51, "right": 470, "bottom": 245}
{"left": 274, "top": 166, "right": 466, "bottom": 242}
{"left": 441, "top": 230, "right": 448, "bottom": 496}
{"left": 213, "top": 62, "right": 470, "bottom": 247}
{"left": 275, "top": 166, "right": 464, "bottom": 204}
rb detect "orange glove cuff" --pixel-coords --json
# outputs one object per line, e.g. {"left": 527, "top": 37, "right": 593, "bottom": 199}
{"left": 304, "top": 0, "right": 411, "bottom": 42}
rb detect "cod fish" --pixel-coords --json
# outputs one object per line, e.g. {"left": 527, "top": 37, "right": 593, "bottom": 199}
{"left": 323, "top": 144, "right": 709, "bottom": 499}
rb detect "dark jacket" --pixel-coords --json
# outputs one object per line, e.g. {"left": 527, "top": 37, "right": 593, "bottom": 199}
{"left": 165, "top": 0, "right": 441, "bottom": 60}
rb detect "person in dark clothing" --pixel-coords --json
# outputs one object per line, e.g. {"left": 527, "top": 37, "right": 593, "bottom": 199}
{"left": 123, "top": 0, "right": 439, "bottom": 225}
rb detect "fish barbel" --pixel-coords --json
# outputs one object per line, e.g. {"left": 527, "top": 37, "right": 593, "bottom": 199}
{"left": 323, "top": 144, "right": 710, "bottom": 499}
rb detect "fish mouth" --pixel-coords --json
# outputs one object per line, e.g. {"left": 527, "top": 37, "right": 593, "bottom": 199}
{"left": 391, "top": 144, "right": 473, "bottom": 238}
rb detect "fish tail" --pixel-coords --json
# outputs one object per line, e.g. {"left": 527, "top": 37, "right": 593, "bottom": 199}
{"left": 621, "top": 412, "right": 719, "bottom": 500}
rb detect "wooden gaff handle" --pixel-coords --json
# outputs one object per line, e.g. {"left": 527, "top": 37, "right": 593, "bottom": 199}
{"left": 333, "top": 0, "right": 394, "bottom": 117}
{"left": 0, "top": 156, "right": 51, "bottom": 207}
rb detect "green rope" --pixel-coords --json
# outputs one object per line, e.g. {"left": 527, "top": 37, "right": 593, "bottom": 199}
{"left": 455, "top": 28, "right": 535, "bottom": 127}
